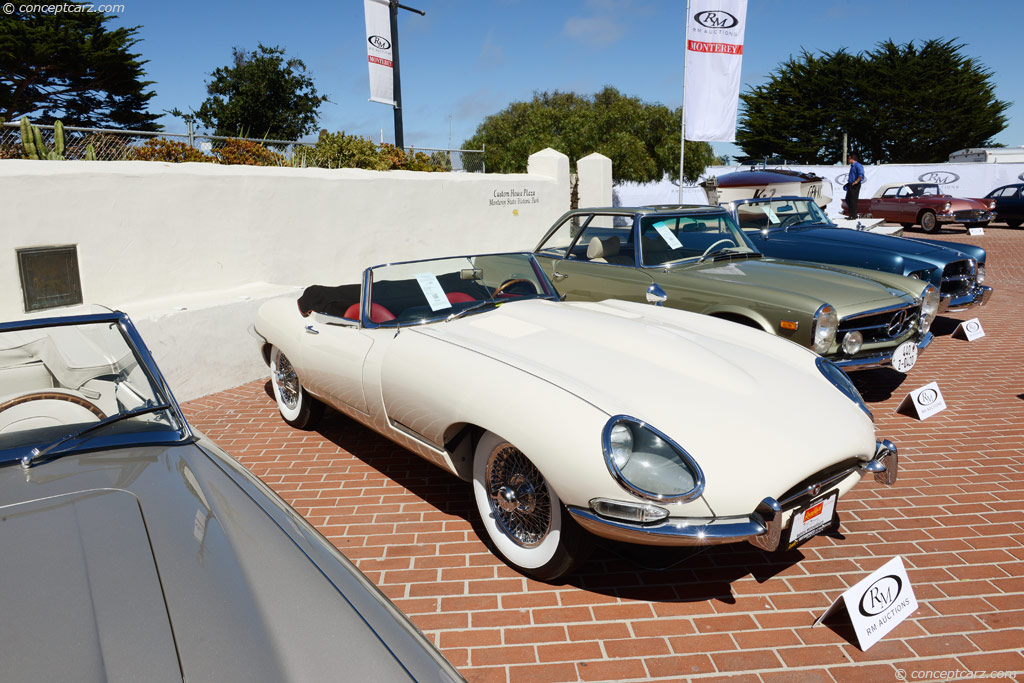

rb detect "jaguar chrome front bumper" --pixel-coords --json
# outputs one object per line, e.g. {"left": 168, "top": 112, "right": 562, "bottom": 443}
{"left": 567, "top": 440, "right": 898, "bottom": 551}
{"left": 832, "top": 332, "right": 933, "bottom": 372}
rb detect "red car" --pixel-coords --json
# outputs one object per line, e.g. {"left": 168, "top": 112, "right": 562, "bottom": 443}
{"left": 845, "top": 182, "right": 996, "bottom": 234}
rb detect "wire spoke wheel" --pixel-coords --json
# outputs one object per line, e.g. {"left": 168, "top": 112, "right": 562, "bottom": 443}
{"left": 270, "top": 346, "right": 323, "bottom": 430}
{"left": 485, "top": 444, "right": 552, "bottom": 548}
{"left": 275, "top": 352, "right": 300, "bottom": 410}
{"left": 472, "top": 431, "right": 592, "bottom": 580}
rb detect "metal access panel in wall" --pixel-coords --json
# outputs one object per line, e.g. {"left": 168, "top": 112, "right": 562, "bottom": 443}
{"left": 17, "top": 245, "right": 83, "bottom": 312}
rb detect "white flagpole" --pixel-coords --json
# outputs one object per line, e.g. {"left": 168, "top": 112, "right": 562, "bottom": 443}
{"left": 679, "top": 0, "right": 690, "bottom": 204}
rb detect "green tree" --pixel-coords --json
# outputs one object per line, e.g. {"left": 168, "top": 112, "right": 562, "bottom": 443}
{"left": 0, "top": 4, "right": 159, "bottom": 129}
{"left": 736, "top": 39, "right": 1009, "bottom": 164}
{"left": 192, "top": 44, "right": 328, "bottom": 140}
{"left": 462, "top": 87, "right": 713, "bottom": 183}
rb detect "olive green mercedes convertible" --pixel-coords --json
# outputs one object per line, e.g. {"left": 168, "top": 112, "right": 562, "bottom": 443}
{"left": 533, "top": 206, "right": 941, "bottom": 373}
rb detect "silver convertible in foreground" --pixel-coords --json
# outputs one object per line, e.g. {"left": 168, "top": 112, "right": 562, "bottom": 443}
{"left": 0, "top": 312, "right": 462, "bottom": 682}
{"left": 253, "top": 253, "right": 898, "bottom": 581}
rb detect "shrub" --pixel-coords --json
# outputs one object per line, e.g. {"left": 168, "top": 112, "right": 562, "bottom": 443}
{"left": 295, "top": 130, "right": 388, "bottom": 170}
{"left": 132, "top": 138, "right": 216, "bottom": 163}
{"left": 217, "top": 138, "right": 285, "bottom": 166}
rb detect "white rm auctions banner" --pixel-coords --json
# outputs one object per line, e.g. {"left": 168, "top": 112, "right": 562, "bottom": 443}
{"left": 683, "top": 0, "right": 748, "bottom": 142}
{"left": 364, "top": 0, "right": 395, "bottom": 105}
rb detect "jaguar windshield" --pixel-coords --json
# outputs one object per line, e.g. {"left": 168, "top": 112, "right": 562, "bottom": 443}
{"left": 367, "top": 253, "right": 558, "bottom": 327}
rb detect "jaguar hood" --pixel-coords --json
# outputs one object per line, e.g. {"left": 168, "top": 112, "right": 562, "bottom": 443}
{"left": 399, "top": 299, "right": 877, "bottom": 513}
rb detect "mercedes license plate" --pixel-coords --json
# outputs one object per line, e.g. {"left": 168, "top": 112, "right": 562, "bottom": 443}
{"left": 891, "top": 340, "right": 918, "bottom": 373}
{"left": 788, "top": 491, "right": 838, "bottom": 549}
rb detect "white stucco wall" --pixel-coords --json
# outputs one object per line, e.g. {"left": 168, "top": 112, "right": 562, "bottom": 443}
{"left": 1, "top": 151, "right": 573, "bottom": 399}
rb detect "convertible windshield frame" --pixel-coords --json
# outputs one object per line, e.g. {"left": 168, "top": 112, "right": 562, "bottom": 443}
{"left": 733, "top": 196, "right": 835, "bottom": 231}
{"left": 359, "top": 252, "right": 560, "bottom": 329}
{"left": 0, "top": 311, "right": 194, "bottom": 466}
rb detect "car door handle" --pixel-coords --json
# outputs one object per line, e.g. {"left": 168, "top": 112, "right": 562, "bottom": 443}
{"left": 305, "top": 325, "right": 319, "bottom": 335}
{"left": 551, "top": 271, "right": 568, "bottom": 281}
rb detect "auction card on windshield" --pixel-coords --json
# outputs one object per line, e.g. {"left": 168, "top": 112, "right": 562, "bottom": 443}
{"left": 415, "top": 273, "right": 451, "bottom": 311}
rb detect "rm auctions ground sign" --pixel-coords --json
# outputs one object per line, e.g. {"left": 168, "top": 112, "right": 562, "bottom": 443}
{"left": 815, "top": 556, "right": 918, "bottom": 650}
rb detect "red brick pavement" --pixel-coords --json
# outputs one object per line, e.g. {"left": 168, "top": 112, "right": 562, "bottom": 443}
{"left": 184, "top": 224, "right": 1024, "bottom": 683}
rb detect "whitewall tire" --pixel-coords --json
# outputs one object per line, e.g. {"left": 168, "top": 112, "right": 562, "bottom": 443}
{"left": 472, "top": 431, "right": 590, "bottom": 580}
{"left": 270, "top": 346, "right": 323, "bottom": 430}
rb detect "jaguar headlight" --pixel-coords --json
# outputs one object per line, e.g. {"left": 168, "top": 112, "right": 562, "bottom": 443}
{"left": 601, "top": 416, "right": 704, "bottom": 502}
{"left": 811, "top": 304, "right": 838, "bottom": 354}
{"left": 816, "top": 357, "right": 872, "bottom": 421}
{"left": 919, "top": 284, "right": 940, "bottom": 334}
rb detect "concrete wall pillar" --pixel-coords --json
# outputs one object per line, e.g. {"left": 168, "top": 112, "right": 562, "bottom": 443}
{"left": 577, "top": 153, "right": 613, "bottom": 208}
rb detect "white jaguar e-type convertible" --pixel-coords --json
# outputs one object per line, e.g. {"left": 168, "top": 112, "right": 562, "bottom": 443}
{"left": 253, "top": 252, "right": 898, "bottom": 580}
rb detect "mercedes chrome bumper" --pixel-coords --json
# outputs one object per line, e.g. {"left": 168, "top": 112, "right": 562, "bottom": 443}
{"left": 833, "top": 331, "right": 933, "bottom": 372}
{"left": 567, "top": 440, "right": 898, "bottom": 550}
{"left": 940, "top": 284, "right": 993, "bottom": 313}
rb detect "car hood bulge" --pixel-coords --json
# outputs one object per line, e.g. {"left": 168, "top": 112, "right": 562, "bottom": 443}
{"left": 685, "top": 258, "right": 913, "bottom": 310}
{"left": 416, "top": 299, "right": 876, "bottom": 512}
{"left": 0, "top": 490, "right": 182, "bottom": 683}
{"left": 0, "top": 446, "right": 429, "bottom": 682}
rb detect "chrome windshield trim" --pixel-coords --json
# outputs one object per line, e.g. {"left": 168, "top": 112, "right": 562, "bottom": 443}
{"left": 0, "top": 311, "right": 194, "bottom": 466}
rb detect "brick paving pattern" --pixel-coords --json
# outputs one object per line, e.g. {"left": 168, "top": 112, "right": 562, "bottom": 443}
{"left": 184, "top": 224, "right": 1024, "bottom": 682}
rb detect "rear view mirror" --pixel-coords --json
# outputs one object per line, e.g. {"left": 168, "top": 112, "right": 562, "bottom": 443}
{"left": 460, "top": 269, "right": 483, "bottom": 281}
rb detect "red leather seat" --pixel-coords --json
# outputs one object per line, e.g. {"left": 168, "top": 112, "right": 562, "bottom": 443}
{"left": 343, "top": 303, "right": 396, "bottom": 323}
{"left": 446, "top": 292, "right": 476, "bottom": 304}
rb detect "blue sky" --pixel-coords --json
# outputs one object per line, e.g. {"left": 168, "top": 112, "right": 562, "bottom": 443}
{"left": 115, "top": 0, "right": 1023, "bottom": 161}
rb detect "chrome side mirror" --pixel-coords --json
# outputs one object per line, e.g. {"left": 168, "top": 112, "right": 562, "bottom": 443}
{"left": 646, "top": 283, "right": 668, "bottom": 306}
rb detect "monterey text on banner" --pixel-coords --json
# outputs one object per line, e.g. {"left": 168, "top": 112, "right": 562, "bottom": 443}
{"left": 364, "top": 0, "right": 395, "bottom": 106}
{"left": 683, "top": 0, "right": 748, "bottom": 142}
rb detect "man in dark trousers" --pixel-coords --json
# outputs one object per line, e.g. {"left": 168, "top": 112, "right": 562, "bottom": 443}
{"left": 845, "top": 153, "right": 866, "bottom": 219}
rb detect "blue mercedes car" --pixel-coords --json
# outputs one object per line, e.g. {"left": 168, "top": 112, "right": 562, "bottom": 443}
{"left": 725, "top": 196, "right": 993, "bottom": 312}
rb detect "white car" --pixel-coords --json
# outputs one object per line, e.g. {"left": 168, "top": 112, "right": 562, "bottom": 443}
{"left": 252, "top": 253, "right": 898, "bottom": 580}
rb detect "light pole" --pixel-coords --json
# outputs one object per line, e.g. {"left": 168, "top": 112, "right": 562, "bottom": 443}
{"left": 389, "top": 0, "right": 424, "bottom": 150}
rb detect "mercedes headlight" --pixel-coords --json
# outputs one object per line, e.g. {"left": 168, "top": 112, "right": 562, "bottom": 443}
{"left": 816, "top": 358, "right": 872, "bottom": 421}
{"left": 976, "top": 262, "right": 986, "bottom": 284}
{"left": 811, "top": 304, "right": 838, "bottom": 355}
{"left": 919, "top": 284, "right": 940, "bottom": 334}
{"left": 602, "top": 416, "right": 704, "bottom": 502}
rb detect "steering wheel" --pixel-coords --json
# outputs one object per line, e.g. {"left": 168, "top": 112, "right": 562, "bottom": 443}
{"left": 0, "top": 391, "right": 108, "bottom": 419}
{"left": 493, "top": 278, "right": 536, "bottom": 297}
{"left": 700, "top": 238, "right": 737, "bottom": 260}
{"left": 778, "top": 215, "right": 803, "bottom": 229}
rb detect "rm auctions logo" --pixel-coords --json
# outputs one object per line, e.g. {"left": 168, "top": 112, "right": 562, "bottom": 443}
{"left": 916, "top": 389, "right": 939, "bottom": 406}
{"left": 858, "top": 574, "right": 903, "bottom": 617}
{"left": 917, "top": 171, "right": 960, "bottom": 185}
{"left": 694, "top": 10, "right": 738, "bottom": 28}
{"left": 368, "top": 34, "right": 391, "bottom": 50}
{"left": 835, "top": 172, "right": 849, "bottom": 184}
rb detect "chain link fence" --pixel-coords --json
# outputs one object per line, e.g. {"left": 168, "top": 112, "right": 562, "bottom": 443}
{"left": 0, "top": 122, "right": 485, "bottom": 171}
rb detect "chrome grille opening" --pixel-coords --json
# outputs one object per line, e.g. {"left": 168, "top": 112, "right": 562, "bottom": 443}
{"left": 941, "top": 260, "right": 976, "bottom": 298}
{"left": 838, "top": 305, "right": 919, "bottom": 344}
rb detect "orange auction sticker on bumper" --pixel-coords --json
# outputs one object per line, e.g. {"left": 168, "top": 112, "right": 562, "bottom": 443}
{"left": 804, "top": 501, "right": 824, "bottom": 523}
